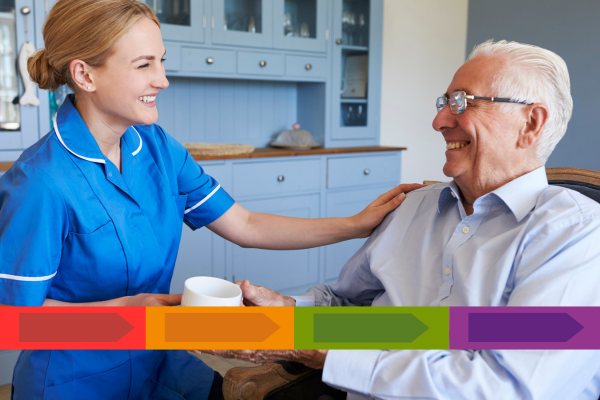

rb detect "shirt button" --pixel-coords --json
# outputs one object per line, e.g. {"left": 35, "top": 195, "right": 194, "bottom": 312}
{"left": 108, "top": 172, "right": 112, "bottom": 177}
{"left": 462, "top": 226, "right": 470, "bottom": 234}
{"left": 445, "top": 267, "right": 451, "bottom": 275}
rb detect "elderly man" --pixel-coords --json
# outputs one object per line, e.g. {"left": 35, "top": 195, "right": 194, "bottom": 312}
{"left": 203, "top": 40, "right": 600, "bottom": 399}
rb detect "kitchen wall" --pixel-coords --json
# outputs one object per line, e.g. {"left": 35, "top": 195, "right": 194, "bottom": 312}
{"left": 467, "top": 0, "right": 600, "bottom": 171}
{"left": 380, "top": 0, "right": 469, "bottom": 184}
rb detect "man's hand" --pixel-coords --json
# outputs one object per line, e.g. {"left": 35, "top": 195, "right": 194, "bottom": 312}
{"left": 196, "top": 349, "right": 328, "bottom": 370}
{"left": 236, "top": 280, "right": 296, "bottom": 307}
{"left": 350, "top": 183, "right": 425, "bottom": 238}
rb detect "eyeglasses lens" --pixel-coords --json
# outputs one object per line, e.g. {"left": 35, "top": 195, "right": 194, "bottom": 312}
{"left": 450, "top": 91, "right": 466, "bottom": 114}
{"left": 436, "top": 97, "right": 446, "bottom": 113}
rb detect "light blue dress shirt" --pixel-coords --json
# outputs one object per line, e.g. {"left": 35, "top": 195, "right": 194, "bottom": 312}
{"left": 294, "top": 167, "right": 600, "bottom": 400}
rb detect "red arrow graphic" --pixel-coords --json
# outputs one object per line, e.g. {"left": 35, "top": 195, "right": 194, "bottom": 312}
{"left": 20, "top": 313, "right": 134, "bottom": 342}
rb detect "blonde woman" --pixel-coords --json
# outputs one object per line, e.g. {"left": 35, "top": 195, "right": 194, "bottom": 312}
{"left": 0, "top": 0, "right": 419, "bottom": 398}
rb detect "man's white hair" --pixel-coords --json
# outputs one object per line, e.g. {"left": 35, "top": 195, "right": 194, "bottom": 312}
{"left": 467, "top": 40, "right": 573, "bottom": 165}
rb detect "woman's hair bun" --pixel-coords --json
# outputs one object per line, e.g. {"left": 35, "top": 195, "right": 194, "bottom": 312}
{"left": 27, "top": 48, "right": 66, "bottom": 92}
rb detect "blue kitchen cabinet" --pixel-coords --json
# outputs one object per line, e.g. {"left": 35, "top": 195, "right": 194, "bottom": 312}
{"left": 329, "top": 0, "right": 383, "bottom": 146}
{"left": 231, "top": 194, "right": 321, "bottom": 292}
{"left": 211, "top": 0, "right": 274, "bottom": 48}
{"left": 144, "top": 0, "right": 206, "bottom": 43}
{"left": 273, "top": 0, "right": 329, "bottom": 53}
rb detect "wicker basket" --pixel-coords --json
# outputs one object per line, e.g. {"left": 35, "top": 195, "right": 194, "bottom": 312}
{"left": 183, "top": 143, "right": 255, "bottom": 157}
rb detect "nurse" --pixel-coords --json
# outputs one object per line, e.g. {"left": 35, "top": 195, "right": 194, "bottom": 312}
{"left": 0, "top": 0, "right": 420, "bottom": 399}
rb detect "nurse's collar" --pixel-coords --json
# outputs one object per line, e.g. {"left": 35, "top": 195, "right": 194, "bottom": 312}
{"left": 53, "top": 112, "right": 143, "bottom": 164}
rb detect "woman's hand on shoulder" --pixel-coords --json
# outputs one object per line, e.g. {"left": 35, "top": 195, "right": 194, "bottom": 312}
{"left": 350, "top": 183, "right": 425, "bottom": 239}
{"left": 122, "top": 293, "right": 182, "bottom": 307}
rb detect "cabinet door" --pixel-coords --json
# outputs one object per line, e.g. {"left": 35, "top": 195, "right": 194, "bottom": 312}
{"left": 273, "top": 0, "right": 327, "bottom": 53}
{"left": 144, "top": 0, "right": 205, "bottom": 43}
{"left": 330, "top": 0, "right": 383, "bottom": 141}
{"left": 231, "top": 194, "right": 320, "bottom": 293}
{"left": 324, "top": 186, "right": 391, "bottom": 281}
{"left": 0, "top": 0, "right": 40, "bottom": 159}
{"left": 211, "top": 0, "right": 273, "bottom": 48}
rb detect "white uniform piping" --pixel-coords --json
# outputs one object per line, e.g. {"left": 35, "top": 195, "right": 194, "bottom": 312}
{"left": 184, "top": 184, "right": 221, "bottom": 214}
{"left": 0, "top": 271, "right": 57, "bottom": 281}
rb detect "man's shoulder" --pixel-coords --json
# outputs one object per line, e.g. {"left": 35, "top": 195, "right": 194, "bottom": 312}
{"left": 530, "top": 185, "right": 600, "bottom": 231}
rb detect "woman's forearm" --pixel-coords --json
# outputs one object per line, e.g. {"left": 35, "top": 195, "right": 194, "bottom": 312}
{"left": 208, "top": 203, "right": 359, "bottom": 250}
{"left": 43, "top": 297, "right": 127, "bottom": 306}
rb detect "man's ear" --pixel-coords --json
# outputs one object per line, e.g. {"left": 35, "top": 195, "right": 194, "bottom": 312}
{"left": 69, "top": 59, "right": 95, "bottom": 92}
{"left": 517, "top": 103, "right": 548, "bottom": 149}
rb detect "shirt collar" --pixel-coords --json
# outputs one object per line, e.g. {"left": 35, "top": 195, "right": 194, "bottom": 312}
{"left": 53, "top": 94, "right": 143, "bottom": 164}
{"left": 437, "top": 167, "right": 548, "bottom": 222}
{"left": 491, "top": 166, "right": 548, "bottom": 222}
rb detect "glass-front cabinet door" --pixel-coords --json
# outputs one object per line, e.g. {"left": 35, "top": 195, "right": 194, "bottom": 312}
{"left": 0, "top": 0, "right": 39, "bottom": 158}
{"left": 331, "top": 0, "right": 382, "bottom": 141}
{"left": 211, "top": 0, "right": 273, "bottom": 48}
{"left": 273, "top": 0, "right": 327, "bottom": 53}
{"left": 145, "top": 0, "right": 204, "bottom": 43}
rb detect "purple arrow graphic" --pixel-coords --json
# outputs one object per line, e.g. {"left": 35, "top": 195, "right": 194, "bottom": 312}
{"left": 469, "top": 313, "right": 583, "bottom": 342}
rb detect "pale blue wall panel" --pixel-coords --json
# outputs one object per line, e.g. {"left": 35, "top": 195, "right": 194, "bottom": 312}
{"left": 157, "top": 78, "right": 298, "bottom": 146}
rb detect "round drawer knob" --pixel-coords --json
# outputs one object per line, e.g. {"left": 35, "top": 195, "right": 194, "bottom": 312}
{"left": 21, "top": 6, "right": 31, "bottom": 15}
{"left": 364, "top": 169, "right": 370, "bottom": 175}
{"left": 305, "top": 63, "right": 312, "bottom": 70}
{"left": 277, "top": 175, "right": 285, "bottom": 182}
{"left": 259, "top": 60, "right": 267, "bottom": 67}
{"left": 206, "top": 57, "right": 214, "bottom": 64}
{"left": 336, "top": 38, "right": 343, "bottom": 45}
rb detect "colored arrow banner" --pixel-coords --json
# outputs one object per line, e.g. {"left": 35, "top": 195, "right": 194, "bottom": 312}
{"left": 2, "top": 306, "right": 600, "bottom": 350}
{"left": 450, "top": 307, "right": 600, "bottom": 349}
{"left": 146, "top": 307, "right": 294, "bottom": 350}
{"left": 0, "top": 307, "right": 145, "bottom": 350}
{"left": 294, "top": 307, "right": 449, "bottom": 350}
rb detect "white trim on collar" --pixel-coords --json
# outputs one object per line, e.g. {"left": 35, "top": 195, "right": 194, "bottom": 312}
{"left": 131, "top": 127, "right": 143, "bottom": 156}
{"left": 53, "top": 113, "right": 105, "bottom": 164}
{"left": 53, "top": 114, "right": 144, "bottom": 162}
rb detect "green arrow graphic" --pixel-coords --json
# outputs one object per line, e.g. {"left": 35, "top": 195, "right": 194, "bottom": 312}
{"left": 294, "top": 307, "right": 449, "bottom": 350}
{"left": 314, "top": 313, "right": 428, "bottom": 343}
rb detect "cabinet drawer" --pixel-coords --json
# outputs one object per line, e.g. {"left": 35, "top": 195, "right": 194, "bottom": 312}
{"left": 327, "top": 154, "right": 400, "bottom": 189}
{"left": 232, "top": 159, "right": 320, "bottom": 198}
{"left": 285, "top": 55, "right": 327, "bottom": 79}
{"left": 182, "top": 48, "right": 235, "bottom": 74}
{"left": 237, "top": 51, "right": 284, "bottom": 76}
{"left": 163, "top": 44, "right": 181, "bottom": 72}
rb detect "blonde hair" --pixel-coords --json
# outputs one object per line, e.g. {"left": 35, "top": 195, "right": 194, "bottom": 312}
{"left": 28, "top": 0, "right": 160, "bottom": 92}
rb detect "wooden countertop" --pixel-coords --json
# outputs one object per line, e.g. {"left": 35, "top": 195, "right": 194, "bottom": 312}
{"left": 0, "top": 146, "right": 406, "bottom": 171}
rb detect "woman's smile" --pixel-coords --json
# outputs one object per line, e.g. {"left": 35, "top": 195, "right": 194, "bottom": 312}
{"left": 138, "top": 94, "right": 157, "bottom": 107}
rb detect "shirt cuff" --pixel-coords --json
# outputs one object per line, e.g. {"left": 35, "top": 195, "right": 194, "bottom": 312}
{"left": 322, "top": 350, "right": 382, "bottom": 395}
{"left": 184, "top": 187, "right": 235, "bottom": 229}
{"left": 290, "top": 294, "right": 315, "bottom": 307}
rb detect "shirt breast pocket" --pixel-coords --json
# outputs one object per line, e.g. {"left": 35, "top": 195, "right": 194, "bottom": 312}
{"left": 51, "top": 220, "right": 128, "bottom": 302}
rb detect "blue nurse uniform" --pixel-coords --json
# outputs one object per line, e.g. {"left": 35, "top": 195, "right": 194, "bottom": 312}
{"left": 0, "top": 94, "right": 235, "bottom": 399}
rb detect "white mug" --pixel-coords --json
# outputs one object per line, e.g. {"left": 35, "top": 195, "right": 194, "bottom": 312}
{"left": 181, "top": 276, "right": 242, "bottom": 307}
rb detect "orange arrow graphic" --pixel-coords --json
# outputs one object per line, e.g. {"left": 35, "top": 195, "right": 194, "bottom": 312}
{"left": 165, "top": 313, "right": 280, "bottom": 342}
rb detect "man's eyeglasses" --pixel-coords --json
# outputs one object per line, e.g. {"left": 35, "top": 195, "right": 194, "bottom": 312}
{"left": 436, "top": 91, "right": 533, "bottom": 114}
